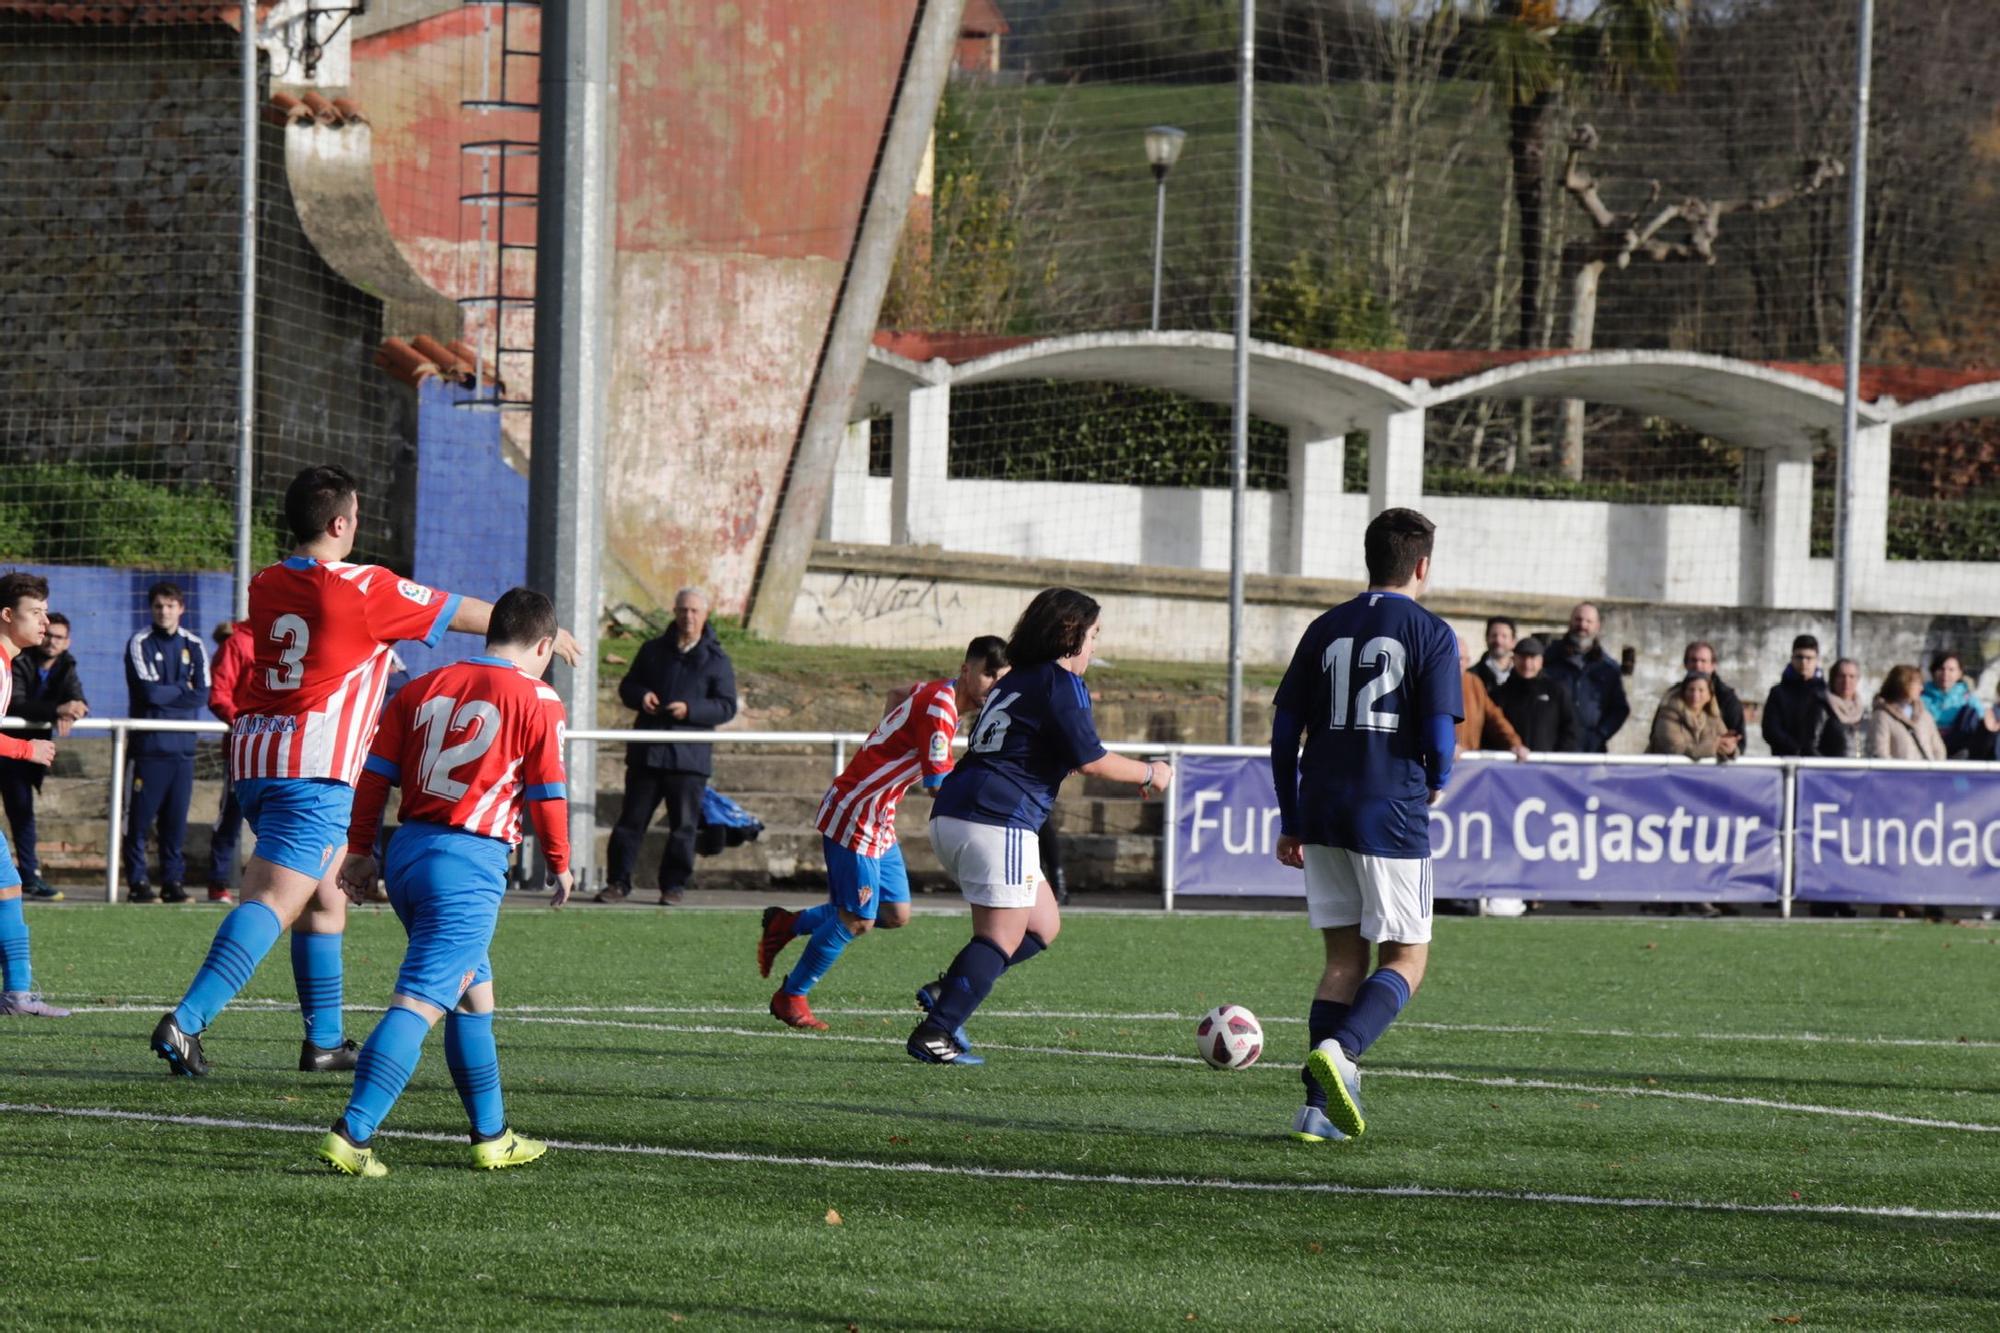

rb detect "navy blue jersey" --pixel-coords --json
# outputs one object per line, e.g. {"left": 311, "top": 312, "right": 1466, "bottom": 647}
{"left": 931, "top": 661, "right": 1108, "bottom": 830}
{"left": 1273, "top": 591, "right": 1463, "bottom": 857}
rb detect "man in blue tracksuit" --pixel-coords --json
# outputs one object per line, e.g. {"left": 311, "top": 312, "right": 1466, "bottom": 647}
{"left": 125, "top": 581, "right": 210, "bottom": 904}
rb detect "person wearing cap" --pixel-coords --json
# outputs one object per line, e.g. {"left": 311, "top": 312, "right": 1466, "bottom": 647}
{"left": 1647, "top": 672, "right": 1739, "bottom": 760}
{"left": 1492, "top": 636, "right": 1580, "bottom": 752}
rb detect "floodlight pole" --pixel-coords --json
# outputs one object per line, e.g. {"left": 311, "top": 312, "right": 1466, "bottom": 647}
{"left": 1834, "top": 0, "right": 1873, "bottom": 661}
{"left": 529, "top": 0, "right": 616, "bottom": 887}
{"left": 234, "top": 4, "right": 258, "bottom": 618}
{"left": 1226, "top": 1, "right": 1254, "bottom": 746}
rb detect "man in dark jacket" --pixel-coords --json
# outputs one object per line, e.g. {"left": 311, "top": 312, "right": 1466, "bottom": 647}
{"left": 124, "top": 581, "right": 210, "bottom": 904}
{"left": 1541, "top": 602, "right": 1630, "bottom": 752}
{"left": 0, "top": 612, "right": 87, "bottom": 900}
{"left": 1493, "top": 637, "right": 1580, "bottom": 751}
{"left": 599, "top": 588, "right": 738, "bottom": 905}
{"left": 1762, "top": 633, "right": 1839, "bottom": 757}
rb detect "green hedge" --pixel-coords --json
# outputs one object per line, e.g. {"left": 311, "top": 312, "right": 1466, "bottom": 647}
{"left": 1887, "top": 497, "right": 2000, "bottom": 563}
{"left": 0, "top": 464, "right": 279, "bottom": 569}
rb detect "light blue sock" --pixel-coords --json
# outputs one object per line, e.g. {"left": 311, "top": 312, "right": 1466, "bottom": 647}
{"left": 340, "top": 1005, "right": 430, "bottom": 1144}
{"left": 291, "top": 931, "right": 345, "bottom": 1047}
{"left": 782, "top": 913, "right": 856, "bottom": 997}
{"left": 444, "top": 1010, "right": 506, "bottom": 1137}
{"left": 791, "top": 903, "right": 836, "bottom": 937}
{"left": 0, "top": 895, "right": 30, "bottom": 993}
{"left": 173, "top": 900, "right": 283, "bottom": 1032}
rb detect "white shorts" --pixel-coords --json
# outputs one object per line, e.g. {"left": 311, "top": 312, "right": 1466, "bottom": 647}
{"left": 929, "top": 816, "right": 1042, "bottom": 909}
{"left": 1302, "top": 845, "right": 1432, "bottom": 944}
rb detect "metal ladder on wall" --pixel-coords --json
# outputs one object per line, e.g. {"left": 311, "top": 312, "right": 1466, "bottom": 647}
{"left": 458, "top": 0, "right": 539, "bottom": 411}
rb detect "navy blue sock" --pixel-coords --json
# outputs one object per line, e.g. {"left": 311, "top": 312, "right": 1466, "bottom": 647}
{"left": 0, "top": 894, "right": 30, "bottom": 993}
{"left": 444, "top": 1010, "right": 506, "bottom": 1138}
{"left": 173, "top": 900, "right": 283, "bottom": 1032}
{"left": 291, "top": 931, "right": 345, "bottom": 1047}
{"left": 926, "top": 936, "right": 1011, "bottom": 1033}
{"left": 340, "top": 1005, "right": 430, "bottom": 1143}
{"left": 1333, "top": 968, "right": 1412, "bottom": 1060}
{"left": 782, "top": 913, "right": 856, "bottom": 997}
{"left": 1302, "top": 998, "right": 1350, "bottom": 1110}
{"left": 1008, "top": 931, "right": 1048, "bottom": 967}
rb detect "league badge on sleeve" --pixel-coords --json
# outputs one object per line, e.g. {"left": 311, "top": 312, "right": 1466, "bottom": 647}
{"left": 396, "top": 579, "right": 435, "bottom": 606}
{"left": 929, "top": 731, "right": 951, "bottom": 764}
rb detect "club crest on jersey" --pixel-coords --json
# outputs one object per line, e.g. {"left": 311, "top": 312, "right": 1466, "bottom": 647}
{"left": 929, "top": 732, "right": 950, "bottom": 763}
{"left": 396, "top": 579, "right": 435, "bottom": 606}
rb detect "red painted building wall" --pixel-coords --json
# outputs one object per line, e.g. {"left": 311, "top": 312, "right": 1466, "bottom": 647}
{"left": 352, "top": 0, "right": 921, "bottom": 612}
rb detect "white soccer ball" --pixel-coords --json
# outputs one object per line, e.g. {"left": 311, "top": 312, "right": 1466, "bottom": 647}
{"left": 1195, "top": 1003, "right": 1264, "bottom": 1070}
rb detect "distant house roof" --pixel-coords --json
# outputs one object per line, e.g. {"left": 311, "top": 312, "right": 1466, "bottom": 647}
{"left": 0, "top": 3, "right": 274, "bottom": 26}
{"left": 961, "top": 0, "right": 1008, "bottom": 38}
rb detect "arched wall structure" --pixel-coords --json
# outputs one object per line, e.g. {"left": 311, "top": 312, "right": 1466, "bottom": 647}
{"left": 826, "top": 331, "right": 2000, "bottom": 615}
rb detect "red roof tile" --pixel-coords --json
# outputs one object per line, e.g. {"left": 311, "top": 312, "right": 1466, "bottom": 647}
{"left": 961, "top": 0, "right": 1009, "bottom": 38}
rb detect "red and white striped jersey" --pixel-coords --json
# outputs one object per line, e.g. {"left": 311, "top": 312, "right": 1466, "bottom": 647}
{"left": 228, "top": 557, "right": 460, "bottom": 786}
{"left": 0, "top": 643, "right": 34, "bottom": 761}
{"left": 815, "top": 678, "right": 958, "bottom": 857}
{"left": 346, "top": 656, "right": 571, "bottom": 870}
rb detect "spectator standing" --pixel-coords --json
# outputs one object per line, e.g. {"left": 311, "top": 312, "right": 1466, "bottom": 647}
{"left": 124, "top": 581, "right": 210, "bottom": 904}
{"left": 1470, "top": 616, "right": 1517, "bottom": 693}
{"left": 599, "top": 588, "right": 738, "bottom": 905}
{"left": 1541, "top": 602, "right": 1629, "bottom": 752}
{"left": 1679, "top": 642, "right": 1745, "bottom": 739}
{"left": 1493, "top": 637, "right": 1580, "bottom": 751}
{"left": 1868, "top": 664, "right": 1946, "bottom": 761}
{"left": 1455, "top": 636, "right": 1528, "bottom": 758}
{"left": 1761, "top": 635, "right": 1836, "bottom": 757}
{"left": 1921, "top": 652, "right": 1977, "bottom": 734}
{"left": 1647, "top": 674, "right": 1740, "bottom": 761}
{"left": 1821, "top": 658, "right": 1867, "bottom": 759}
{"left": 0, "top": 613, "right": 86, "bottom": 900}
{"left": 204, "top": 620, "right": 252, "bottom": 904}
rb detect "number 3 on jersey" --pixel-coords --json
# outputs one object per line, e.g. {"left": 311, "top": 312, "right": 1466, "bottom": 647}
{"left": 1321, "top": 636, "right": 1407, "bottom": 732}
{"left": 267, "top": 613, "right": 309, "bottom": 691}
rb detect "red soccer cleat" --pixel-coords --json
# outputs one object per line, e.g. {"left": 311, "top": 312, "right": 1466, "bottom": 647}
{"left": 756, "top": 906, "right": 798, "bottom": 978}
{"left": 769, "top": 989, "right": 828, "bottom": 1031}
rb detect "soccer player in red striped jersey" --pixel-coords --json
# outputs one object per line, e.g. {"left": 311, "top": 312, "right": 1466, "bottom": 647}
{"left": 0, "top": 572, "right": 69, "bottom": 1018}
{"left": 756, "top": 636, "right": 1009, "bottom": 1032}
{"left": 152, "top": 466, "right": 580, "bottom": 1078}
{"left": 316, "top": 588, "right": 572, "bottom": 1177}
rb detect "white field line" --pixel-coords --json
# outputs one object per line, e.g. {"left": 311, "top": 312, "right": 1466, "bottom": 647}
{"left": 4, "top": 1100, "right": 1995, "bottom": 1225}
{"left": 64, "top": 998, "right": 2000, "bottom": 1053}
{"left": 58, "top": 1005, "right": 1996, "bottom": 1134}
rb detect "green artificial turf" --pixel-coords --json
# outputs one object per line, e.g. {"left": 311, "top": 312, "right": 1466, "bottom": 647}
{"left": 4, "top": 906, "right": 1997, "bottom": 1329}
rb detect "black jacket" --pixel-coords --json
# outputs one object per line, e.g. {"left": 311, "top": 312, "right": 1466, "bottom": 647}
{"left": 4, "top": 649, "right": 86, "bottom": 788}
{"left": 1493, "top": 672, "right": 1581, "bottom": 752}
{"left": 1708, "top": 675, "right": 1747, "bottom": 740}
{"left": 1761, "top": 667, "right": 1841, "bottom": 757}
{"left": 617, "top": 626, "right": 738, "bottom": 775}
{"left": 1540, "top": 638, "right": 1629, "bottom": 752}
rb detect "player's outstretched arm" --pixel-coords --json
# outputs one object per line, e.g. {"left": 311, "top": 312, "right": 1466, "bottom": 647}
{"left": 1078, "top": 751, "right": 1172, "bottom": 797}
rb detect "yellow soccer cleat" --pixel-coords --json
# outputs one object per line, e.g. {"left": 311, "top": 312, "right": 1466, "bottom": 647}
{"left": 318, "top": 1129, "right": 389, "bottom": 1178}
{"left": 470, "top": 1128, "right": 548, "bottom": 1171}
{"left": 1305, "top": 1041, "right": 1367, "bottom": 1140}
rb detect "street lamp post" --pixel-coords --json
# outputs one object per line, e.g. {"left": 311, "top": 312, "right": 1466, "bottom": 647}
{"left": 1145, "top": 125, "right": 1187, "bottom": 331}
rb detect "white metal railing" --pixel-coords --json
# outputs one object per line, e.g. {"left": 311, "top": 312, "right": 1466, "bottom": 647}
{"left": 10, "top": 718, "right": 1994, "bottom": 909}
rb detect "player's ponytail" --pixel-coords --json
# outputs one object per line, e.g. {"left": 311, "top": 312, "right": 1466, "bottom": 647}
{"left": 1006, "top": 588, "right": 1100, "bottom": 667}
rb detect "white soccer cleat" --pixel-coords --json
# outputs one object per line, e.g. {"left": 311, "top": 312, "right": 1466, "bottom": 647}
{"left": 1305, "top": 1039, "right": 1366, "bottom": 1139}
{"left": 1288, "top": 1104, "right": 1348, "bottom": 1144}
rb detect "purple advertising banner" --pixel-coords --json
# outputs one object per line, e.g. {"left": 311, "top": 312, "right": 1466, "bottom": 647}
{"left": 1794, "top": 768, "right": 2000, "bottom": 906}
{"left": 1173, "top": 755, "right": 1784, "bottom": 902}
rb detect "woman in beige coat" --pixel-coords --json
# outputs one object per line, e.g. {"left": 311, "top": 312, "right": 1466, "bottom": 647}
{"left": 1868, "top": 664, "right": 1947, "bottom": 761}
{"left": 1647, "top": 673, "right": 1739, "bottom": 760}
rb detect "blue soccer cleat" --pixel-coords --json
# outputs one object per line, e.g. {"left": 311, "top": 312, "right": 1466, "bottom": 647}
{"left": 1288, "top": 1104, "right": 1348, "bottom": 1144}
{"left": 914, "top": 975, "right": 979, "bottom": 1059}
{"left": 1305, "top": 1040, "right": 1366, "bottom": 1139}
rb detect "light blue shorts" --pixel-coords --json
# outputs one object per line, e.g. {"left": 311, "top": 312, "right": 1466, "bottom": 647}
{"left": 237, "top": 778, "right": 352, "bottom": 882}
{"left": 821, "top": 837, "right": 909, "bottom": 922}
{"left": 384, "top": 820, "right": 507, "bottom": 1012}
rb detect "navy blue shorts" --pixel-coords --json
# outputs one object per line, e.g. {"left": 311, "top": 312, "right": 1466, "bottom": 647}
{"left": 821, "top": 837, "right": 909, "bottom": 922}
{"left": 237, "top": 778, "right": 351, "bottom": 882}
{"left": 384, "top": 820, "right": 508, "bottom": 1012}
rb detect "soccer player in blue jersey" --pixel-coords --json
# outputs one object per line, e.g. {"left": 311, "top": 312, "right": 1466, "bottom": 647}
{"left": 1271, "top": 507, "right": 1462, "bottom": 1142}
{"left": 907, "top": 588, "right": 1172, "bottom": 1065}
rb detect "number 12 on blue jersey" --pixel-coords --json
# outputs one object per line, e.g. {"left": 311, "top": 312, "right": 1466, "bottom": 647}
{"left": 1321, "top": 636, "right": 1408, "bottom": 732}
